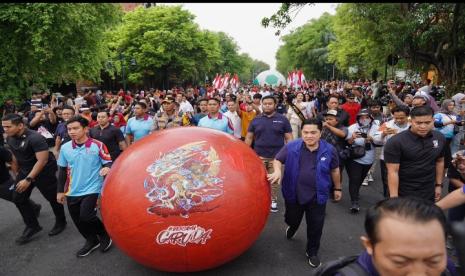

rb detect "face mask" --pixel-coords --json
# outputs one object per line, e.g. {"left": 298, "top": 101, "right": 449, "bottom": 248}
{"left": 360, "top": 119, "right": 371, "bottom": 126}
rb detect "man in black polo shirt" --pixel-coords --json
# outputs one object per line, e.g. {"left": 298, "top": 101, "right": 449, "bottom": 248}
{"left": 89, "top": 111, "right": 127, "bottom": 161}
{"left": 2, "top": 114, "right": 67, "bottom": 244}
{"left": 384, "top": 106, "right": 445, "bottom": 202}
{"left": 0, "top": 146, "right": 42, "bottom": 238}
{"left": 245, "top": 95, "right": 293, "bottom": 212}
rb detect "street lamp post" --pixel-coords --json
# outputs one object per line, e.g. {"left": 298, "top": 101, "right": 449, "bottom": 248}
{"left": 118, "top": 53, "right": 137, "bottom": 91}
{"left": 119, "top": 53, "right": 126, "bottom": 91}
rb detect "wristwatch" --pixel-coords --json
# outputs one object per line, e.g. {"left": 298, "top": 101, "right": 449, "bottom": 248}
{"left": 25, "top": 176, "right": 34, "bottom": 183}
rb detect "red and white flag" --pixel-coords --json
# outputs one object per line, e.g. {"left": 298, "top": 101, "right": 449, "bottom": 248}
{"left": 297, "top": 70, "right": 303, "bottom": 88}
{"left": 214, "top": 74, "right": 222, "bottom": 90}
{"left": 230, "top": 73, "right": 240, "bottom": 91}
{"left": 212, "top": 73, "right": 219, "bottom": 88}
{"left": 292, "top": 70, "right": 299, "bottom": 88}
{"left": 220, "top": 72, "right": 230, "bottom": 91}
{"left": 287, "top": 72, "right": 292, "bottom": 88}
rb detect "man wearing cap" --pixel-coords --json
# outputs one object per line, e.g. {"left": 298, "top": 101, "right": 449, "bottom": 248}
{"left": 125, "top": 102, "right": 153, "bottom": 145}
{"left": 346, "top": 108, "right": 380, "bottom": 213}
{"left": 198, "top": 98, "right": 234, "bottom": 134}
{"left": 321, "top": 109, "right": 348, "bottom": 174}
{"left": 152, "top": 95, "right": 185, "bottom": 131}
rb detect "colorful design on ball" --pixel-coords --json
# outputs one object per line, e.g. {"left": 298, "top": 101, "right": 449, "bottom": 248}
{"left": 144, "top": 141, "right": 224, "bottom": 218}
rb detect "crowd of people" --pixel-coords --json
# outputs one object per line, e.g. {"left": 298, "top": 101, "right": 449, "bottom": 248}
{"left": 1, "top": 78, "right": 465, "bottom": 274}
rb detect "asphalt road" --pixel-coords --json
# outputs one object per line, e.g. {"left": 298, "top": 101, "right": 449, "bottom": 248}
{"left": 0, "top": 166, "right": 401, "bottom": 275}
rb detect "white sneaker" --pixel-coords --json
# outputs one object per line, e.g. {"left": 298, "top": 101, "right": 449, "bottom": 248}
{"left": 271, "top": 201, "right": 278, "bottom": 213}
{"left": 367, "top": 172, "right": 374, "bottom": 182}
{"left": 362, "top": 179, "right": 369, "bottom": 186}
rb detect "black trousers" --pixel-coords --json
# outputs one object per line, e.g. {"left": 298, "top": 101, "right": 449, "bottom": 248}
{"left": 346, "top": 160, "right": 372, "bottom": 202}
{"left": 379, "top": 159, "right": 389, "bottom": 198}
{"left": 445, "top": 138, "right": 452, "bottom": 170}
{"left": 0, "top": 178, "right": 40, "bottom": 228}
{"left": 67, "top": 194, "right": 108, "bottom": 242}
{"left": 284, "top": 200, "right": 326, "bottom": 256}
{"left": 12, "top": 171, "right": 66, "bottom": 228}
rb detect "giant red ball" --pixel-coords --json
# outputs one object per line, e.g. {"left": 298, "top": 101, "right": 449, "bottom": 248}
{"left": 101, "top": 127, "right": 270, "bottom": 272}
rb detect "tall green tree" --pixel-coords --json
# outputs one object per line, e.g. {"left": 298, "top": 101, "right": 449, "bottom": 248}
{"left": 209, "top": 31, "right": 245, "bottom": 76}
{"left": 107, "top": 5, "right": 221, "bottom": 88}
{"left": 236, "top": 53, "right": 270, "bottom": 83}
{"left": 276, "top": 13, "right": 336, "bottom": 79}
{"left": 0, "top": 3, "right": 122, "bottom": 102}
{"left": 266, "top": 3, "right": 465, "bottom": 93}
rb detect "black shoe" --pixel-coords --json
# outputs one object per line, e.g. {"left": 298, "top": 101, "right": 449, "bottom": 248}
{"left": 48, "top": 221, "right": 67, "bottom": 236}
{"left": 286, "top": 226, "right": 297, "bottom": 240}
{"left": 350, "top": 202, "right": 360, "bottom": 213}
{"left": 308, "top": 255, "right": 321, "bottom": 268}
{"left": 32, "top": 203, "right": 42, "bottom": 218}
{"left": 15, "top": 226, "right": 43, "bottom": 245}
{"left": 77, "top": 240, "right": 101, "bottom": 257}
{"left": 98, "top": 234, "right": 113, "bottom": 253}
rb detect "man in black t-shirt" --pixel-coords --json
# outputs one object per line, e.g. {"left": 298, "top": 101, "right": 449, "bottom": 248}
{"left": 89, "top": 111, "right": 127, "bottom": 161}
{"left": 28, "top": 105, "right": 57, "bottom": 148}
{"left": 0, "top": 146, "right": 42, "bottom": 235}
{"left": 384, "top": 106, "right": 445, "bottom": 202}
{"left": 2, "top": 114, "right": 67, "bottom": 245}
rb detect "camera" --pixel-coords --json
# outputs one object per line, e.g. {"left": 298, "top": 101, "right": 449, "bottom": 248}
{"left": 379, "top": 94, "right": 391, "bottom": 106}
{"left": 360, "top": 133, "right": 367, "bottom": 138}
{"left": 286, "top": 93, "right": 295, "bottom": 104}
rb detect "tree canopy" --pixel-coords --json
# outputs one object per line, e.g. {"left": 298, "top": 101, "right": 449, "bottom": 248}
{"left": 1, "top": 3, "right": 269, "bottom": 100}
{"left": 0, "top": 3, "right": 123, "bottom": 102}
{"left": 105, "top": 5, "right": 269, "bottom": 88}
{"left": 276, "top": 12, "right": 335, "bottom": 79}
{"left": 270, "top": 3, "right": 465, "bottom": 94}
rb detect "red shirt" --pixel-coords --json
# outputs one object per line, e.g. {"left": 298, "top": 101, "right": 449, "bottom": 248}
{"left": 341, "top": 102, "right": 361, "bottom": 125}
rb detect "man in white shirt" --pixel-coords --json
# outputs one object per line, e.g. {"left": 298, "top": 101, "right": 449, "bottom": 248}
{"left": 372, "top": 105, "right": 411, "bottom": 198}
{"left": 223, "top": 99, "right": 242, "bottom": 139}
{"left": 176, "top": 93, "right": 194, "bottom": 114}
{"left": 261, "top": 85, "right": 271, "bottom": 98}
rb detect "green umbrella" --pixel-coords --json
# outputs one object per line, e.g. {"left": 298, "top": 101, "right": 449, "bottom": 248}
{"left": 254, "top": 69, "right": 287, "bottom": 87}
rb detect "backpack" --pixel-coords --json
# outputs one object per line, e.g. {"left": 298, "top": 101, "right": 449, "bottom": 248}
{"left": 314, "top": 255, "right": 369, "bottom": 276}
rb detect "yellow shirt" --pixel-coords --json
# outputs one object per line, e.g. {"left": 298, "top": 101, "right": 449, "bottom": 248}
{"left": 241, "top": 111, "right": 257, "bottom": 138}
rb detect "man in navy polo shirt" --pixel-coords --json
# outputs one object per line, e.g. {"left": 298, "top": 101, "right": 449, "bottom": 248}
{"left": 125, "top": 102, "right": 153, "bottom": 145}
{"left": 268, "top": 118, "right": 341, "bottom": 268}
{"left": 57, "top": 116, "right": 113, "bottom": 257}
{"left": 245, "top": 95, "right": 293, "bottom": 212}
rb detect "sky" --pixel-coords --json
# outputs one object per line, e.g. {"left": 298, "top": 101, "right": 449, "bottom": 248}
{"left": 159, "top": 3, "right": 339, "bottom": 71}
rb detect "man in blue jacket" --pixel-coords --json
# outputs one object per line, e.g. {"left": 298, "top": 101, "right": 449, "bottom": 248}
{"left": 268, "top": 118, "right": 342, "bottom": 268}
